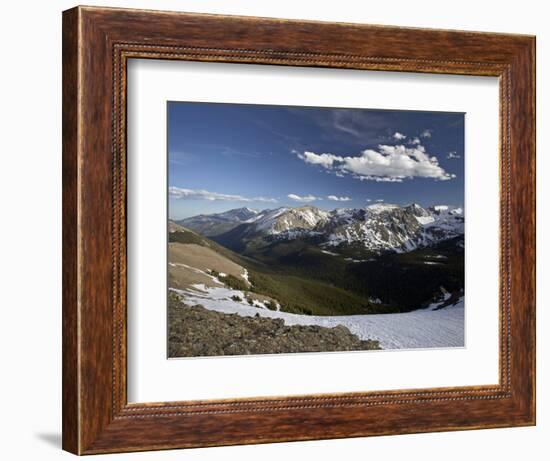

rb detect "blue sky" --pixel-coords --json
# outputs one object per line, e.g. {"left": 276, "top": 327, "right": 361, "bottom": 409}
{"left": 168, "top": 102, "right": 464, "bottom": 219}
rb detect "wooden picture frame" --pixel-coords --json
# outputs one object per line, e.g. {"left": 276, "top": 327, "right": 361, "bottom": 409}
{"left": 62, "top": 5, "right": 536, "bottom": 455}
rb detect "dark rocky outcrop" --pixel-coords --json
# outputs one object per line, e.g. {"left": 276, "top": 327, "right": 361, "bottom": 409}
{"left": 168, "top": 294, "right": 380, "bottom": 358}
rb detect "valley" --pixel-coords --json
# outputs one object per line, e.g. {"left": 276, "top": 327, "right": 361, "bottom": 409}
{"left": 173, "top": 203, "right": 464, "bottom": 314}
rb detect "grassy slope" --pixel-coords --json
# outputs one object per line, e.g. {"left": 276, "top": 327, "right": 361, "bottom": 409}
{"left": 169, "top": 229, "right": 376, "bottom": 315}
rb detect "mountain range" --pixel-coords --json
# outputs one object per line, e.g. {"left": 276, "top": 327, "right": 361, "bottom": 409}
{"left": 176, "top": 203, "right": 464, "bottom": 256}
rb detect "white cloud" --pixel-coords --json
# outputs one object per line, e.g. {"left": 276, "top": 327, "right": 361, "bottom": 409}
{"left": 376, "top": 199, "right": 384, "bottom": 202}
{"left": 420, "top": 129, "right": 432, "bottom": 138}
{"left": 169, "top": 187, "right": 277, "bottom": 203}
{"left": 287, "top": 193, "right": 318, "bottom": 202}
{"left": 447, "top": 151, "right": 461, "bottom": 159}
{"left": 327, "top": 195, "right": 352, "bottom": 202}
{"left": 393, "top": 132, "right": 407, "bottom": 140}
{"left": 296, "top": 144, "right": 454, "bottom": 182}
{"left": 410, "top": 137, "right": 421, "bottom": 145}
{"left": 366, "top": 199, "right": 372, "bottom": 202}
{"left": 358, "top": 176, "right": 404, "bottom": 183}
{"left": 297, "top": 151, "right": 340, "bottom": 168}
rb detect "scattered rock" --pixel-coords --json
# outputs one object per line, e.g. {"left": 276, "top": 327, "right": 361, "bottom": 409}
{"left": 168, "top": 294, "right": 380, "bottom": 357}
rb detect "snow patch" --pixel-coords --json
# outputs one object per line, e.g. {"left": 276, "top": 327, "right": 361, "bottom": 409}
{"left": 416, "top": 215, "right": 435, "bottom": 225}
{"left": 172, "top": 286, "right": 464, "bottom": 350}
{"left": 241, "top": 268, "right": 250, "bottom": 285}
{"left": 169, "top": 263, "right": 224, "bottom": 285}
{"left": 345, "top": 257, "right": 368, "bottom": 263}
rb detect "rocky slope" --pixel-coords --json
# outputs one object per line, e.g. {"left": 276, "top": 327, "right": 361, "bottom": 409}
{"left": 168, "top": 292, "right": 380, "bottom": 357}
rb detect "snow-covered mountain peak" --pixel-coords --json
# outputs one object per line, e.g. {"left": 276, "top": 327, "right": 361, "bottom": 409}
{"left": 365, "top": 203, "right": 400, "bottom": 214}
{"left": 405, "top": 203, "right": 429, "bottom": 215}
{"left": 433, "top": 205, "right": 449, "bottom": 211}
{"left": 182, "top": 203, "right": 465, "bottom": 255}
{"left": 322, "top": 203, "right": 463, "bottom": 253}
{"left": 217, "top": 207, "right": 259, "bottom": 221}
{"left": 253, "top": 205, "right": 329, "bottom": 234}
{"left": 427, "top": 205, "right": 463, "bottom": 217}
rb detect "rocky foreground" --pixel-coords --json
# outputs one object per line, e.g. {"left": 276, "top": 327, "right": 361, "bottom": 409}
{"left": 168, "top": 294, "right": 380, "bottom": 357}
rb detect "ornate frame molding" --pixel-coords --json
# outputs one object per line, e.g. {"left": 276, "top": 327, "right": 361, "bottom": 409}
{"left": 63, "top": 6, "right": 535, "bottom": 454}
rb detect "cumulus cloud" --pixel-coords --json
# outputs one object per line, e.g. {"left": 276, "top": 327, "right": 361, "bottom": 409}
{"left": 393, "top": 132, "right": 407, "bottom": 140}
{"left": 420, "top": 129, "right": 432, "bottom": 138}
{"left": 327, "top": 195, "right": 352, "bottom": 202}
{"left": 447, "top": 151, "right": 461, "bottom": 159}
{"left": 296, "top": 144, "right": 454, "bottom": 182}
{"left": 375, "top": 199, "right": 385, "bottom": 202}
{"left": 169, "top": 187, "right": 277, "bottom": 203}
{"left": 287, "top": 193, "right": 318, "bottom": 202}
{"left": 410, "top": 137, "right": 421, "bottom": 145}
{"left": 297, "top": 151, "right": 340, "bottom": 168}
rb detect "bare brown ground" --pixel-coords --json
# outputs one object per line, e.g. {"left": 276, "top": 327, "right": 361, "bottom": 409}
{"left": 168, "top": 264, "right": 220, "bottom": 290}
{"left": 167, "top": 243, "right": 280, "bottom": 306}
{"left": 169, "top": 243, "right": 244, "bottom": 276}
{"left": 168, "top": 242, "right": 245, "bottom": 289}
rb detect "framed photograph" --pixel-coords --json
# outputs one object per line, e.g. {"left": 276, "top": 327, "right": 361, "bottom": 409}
{"left": 62, "top": 6, "right": 535, "bottom": 455}
{"left": 166, "top": 102, "right": 465, "bottom": 357}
